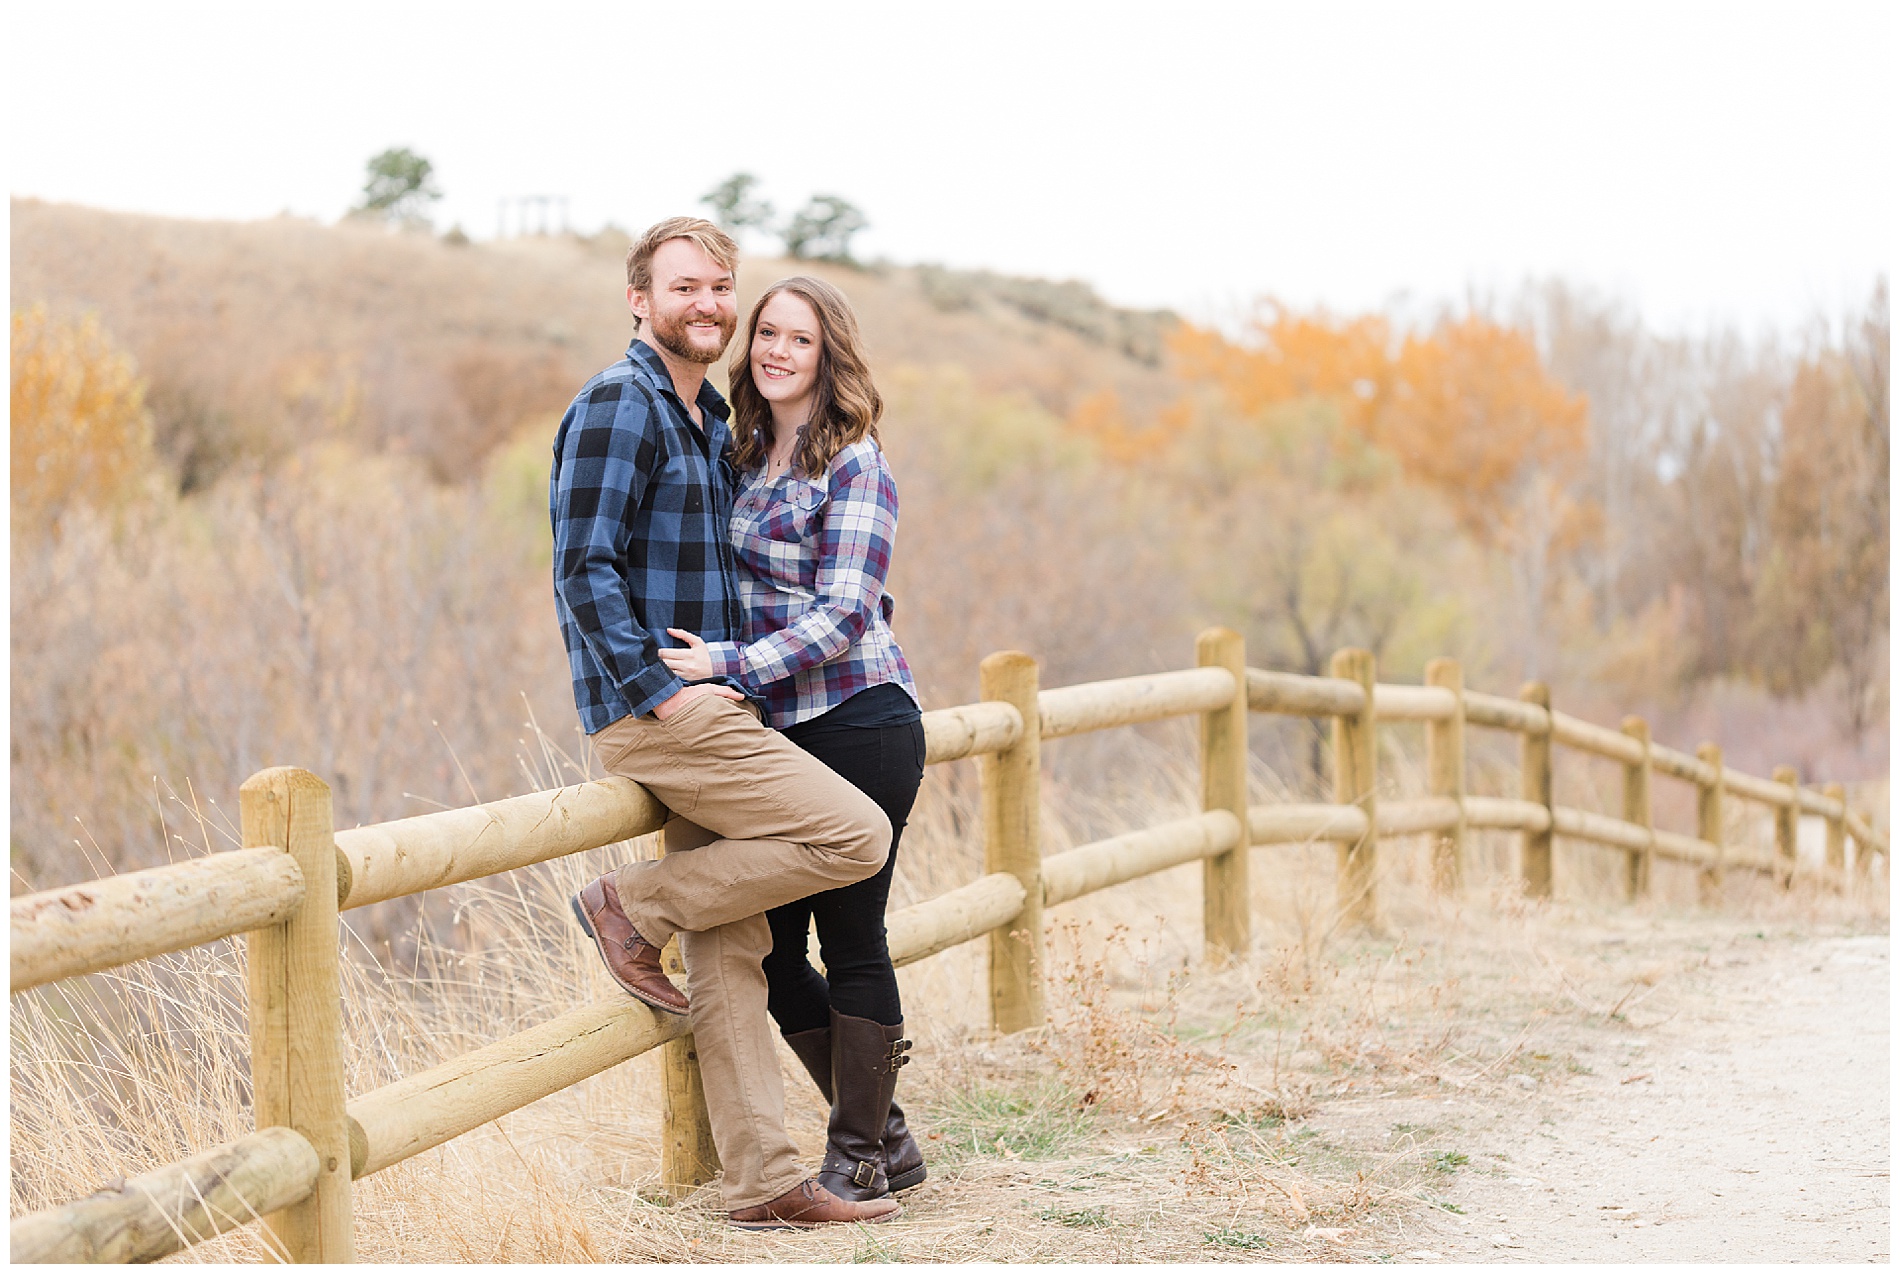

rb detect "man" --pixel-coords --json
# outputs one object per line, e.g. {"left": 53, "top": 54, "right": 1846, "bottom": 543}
{"left": 550, "top": 216, "right": 899, "bottom": 1229}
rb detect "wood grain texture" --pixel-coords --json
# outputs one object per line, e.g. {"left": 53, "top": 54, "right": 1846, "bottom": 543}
{"left": 658, "top": 933, "right": 716, "bottom": 1196}
{"left": 1372, "top": 683, "right": 1460, "bottom": 721}
{"left": 980, "top": 652, "right": 1044, "bottom": 1034}
{"left": 1696, "top": 742, "right": 1726, "bottom": 902}
{"left": 1464, "top": 796, "right": 1553, "bottom": 833}
{"left": 1249, "top": 802, "right": 1371, "bottom": 844}
{"left": 1650, "top": 743, "right": 1719, "bottom": 786}
{"left": 922, "top": 701, "right": 1024, "bottom": 764}
{"left": 9, "top": 1126, "right": 318, "bottom": 1264}
{"left": 1037, "top": 666, "right": 1235, "bottom": 739}
{"left": 1425, "top": 659, "right": 1467, "bottom": 893}
{"left": 1040, "top": 812, "right": 1241, "bottom": 908}
{"left": 335, "top": 777, "right": 668, "bottom": 910}
{"left": 349, "top": 999, "right": 688, "bottom": 1178}
{"left": 10, "top": 849, "right": 303, "bottom": 994}
{"left": 1773, "top": 765, "right": 1800, "bottom": 890}
{"left": 1245, "top": 668, "right": 1366, "bottom": 718}
{"left": 241, "top": 767, "right": 352, "bottom": 1262}
{"left": 1331, "top": 649, "right": 1379, "bottom": 930}
{"left": 1822, "top": 783, "right": 1848, "bottom": 878}
{"left": 888, "top": 872, "right": 1028, "bottom": 968}
{"left": 1519, "top": 682, "right": 1554, "bottom": 899}
{"left": 1552, "top": 710, "right": 1647, "bottom": 765}
{"left": 1621, "top": 717, "right": 1654, "bottom": 899}
{"left": 1197, "top": 629, "right": 1251, "bottom": 960}
{"left": 1463, "top": 689, "right": 1551, "bottom": 734}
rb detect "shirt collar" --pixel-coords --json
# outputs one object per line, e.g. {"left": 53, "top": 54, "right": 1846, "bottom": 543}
{"left": 626, "top": 338, "right": 732, "bottom": 425}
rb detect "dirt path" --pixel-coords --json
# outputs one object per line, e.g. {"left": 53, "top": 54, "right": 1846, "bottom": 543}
{"left": 1317, "top": 929, "right": 1890, "bottom": 1262}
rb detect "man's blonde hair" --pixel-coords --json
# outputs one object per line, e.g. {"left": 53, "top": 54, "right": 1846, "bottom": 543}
{"left": 625, "top": 217, "right": 740, "bottom": 331}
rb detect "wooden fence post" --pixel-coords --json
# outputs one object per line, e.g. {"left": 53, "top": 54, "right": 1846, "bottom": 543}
{"left": 1425, "top": 658, "right": 1466, "bottom": 894}
{"left": 1519, "top": 682, "right": 1553, "bottom": 899}
{"left": 1620, "top": 717, "right": 1653, "bottom": 900}
{"left": 1773, "top": 765, "right": 1799, "bottom": 889}
{"left": 659, "top": 936, "right": 718, "bottom": 1196}
{"left": 1199, "top": 628, "right": 1251, "bottom": 961}
{"left": 1696, "top": 742, "right": 1725, "bottom": 904}
{"left": 241, "top": 767, "right": 353, "bottom": 1263}
{"left": 1823, "top": 783, "right": 1848, "bottom": 883}
{"left": 1330, "top": 648, "right": 1379, "bottom": 930}
{"left": 981, "top": 651, "right": 1044, "bottom": 1034}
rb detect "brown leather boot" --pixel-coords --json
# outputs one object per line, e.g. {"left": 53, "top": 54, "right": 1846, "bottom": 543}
{"left": 727, "top": 1178, "right": 900, "bottom": 1229}
{"left": 570, "top": 875, "right": 688, "bottom": 1014}
{"left": 783, "top": 1023, "right": 928, "bottom": 1195}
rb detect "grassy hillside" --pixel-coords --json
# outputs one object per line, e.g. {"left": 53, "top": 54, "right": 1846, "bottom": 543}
{"left": 10, "top": 198, "right": 1177, "bottom": 488}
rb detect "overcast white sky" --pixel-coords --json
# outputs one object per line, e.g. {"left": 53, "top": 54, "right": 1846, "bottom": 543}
{"left": 9, "top": 1, "right": 1891, "bottom": 336}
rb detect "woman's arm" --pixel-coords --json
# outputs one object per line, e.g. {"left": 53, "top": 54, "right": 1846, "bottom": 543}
{"left": 704, "top": 445, "right": 898, "bottom": 689}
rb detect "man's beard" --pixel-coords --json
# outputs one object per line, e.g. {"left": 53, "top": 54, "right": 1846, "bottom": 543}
{"left": 649, "top": 308, "right": 736, "bottom": 365}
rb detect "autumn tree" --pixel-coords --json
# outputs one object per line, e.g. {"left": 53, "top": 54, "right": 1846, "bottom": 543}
{"left": 10, "top": 306, "right": 156, "bottom": 536}
{"left": 1750, "top": 282, "right": 1890, "bottom": 737}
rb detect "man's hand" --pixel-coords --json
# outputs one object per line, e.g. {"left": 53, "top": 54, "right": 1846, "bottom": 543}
{"left": 650, "top": 681, "right": 744, "bottom": 721}
{"left": 658, "top": 628, "right": 715, "bottom": 680}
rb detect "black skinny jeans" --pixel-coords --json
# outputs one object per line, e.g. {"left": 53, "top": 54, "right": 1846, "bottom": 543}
{"left": 762, "top": 710, "right": 925, "bottom": 1032}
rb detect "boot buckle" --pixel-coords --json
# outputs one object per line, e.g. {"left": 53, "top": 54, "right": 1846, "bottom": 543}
{"left": 852, "top": 1160, "right": 878, "bottom": 1188}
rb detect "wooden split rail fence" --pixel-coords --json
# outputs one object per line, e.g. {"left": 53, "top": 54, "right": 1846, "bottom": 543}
{"left": 9, "top": 630, "right": 1888, "bottom": 1261}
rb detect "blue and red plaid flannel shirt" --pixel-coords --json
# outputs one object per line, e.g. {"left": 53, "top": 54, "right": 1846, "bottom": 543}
{"left": 550, "top": 340, "right": 750, "bottom": 732}
{"left": 704, "top": 438, "right": 919, "bottom": 728}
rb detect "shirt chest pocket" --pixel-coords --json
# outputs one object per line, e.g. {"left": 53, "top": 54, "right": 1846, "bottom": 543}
{"left": 762, "top": 478, "right": 828, "bottom": 546}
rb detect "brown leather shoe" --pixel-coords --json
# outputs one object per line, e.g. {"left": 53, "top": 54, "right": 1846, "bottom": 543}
{"left": 570, "top": 875, "right": 687, "bottom": 1015}
{"left": 727, "top": 1179, "right": 900, "bottom": 1230}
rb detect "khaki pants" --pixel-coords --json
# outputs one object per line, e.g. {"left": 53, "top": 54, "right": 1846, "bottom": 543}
{"left": 589, "top": 695, "right": 892, "bottom": 1208}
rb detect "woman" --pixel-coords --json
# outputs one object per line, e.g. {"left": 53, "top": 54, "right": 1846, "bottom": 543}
{"left": 658, "top": 275, "right": 927, "bottom": 1203}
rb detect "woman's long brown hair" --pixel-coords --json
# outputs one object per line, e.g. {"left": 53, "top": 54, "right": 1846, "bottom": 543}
{"left": 727, "top": 276, "right": 883, "bottom": 478}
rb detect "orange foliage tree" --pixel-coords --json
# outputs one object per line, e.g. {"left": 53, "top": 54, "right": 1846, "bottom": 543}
{"left": 11, "top": 306, "right": 156, "bottom": 534}
{"left": 1378, "top": 316, "right": 1590, "bottom": 539}
{"left": 1167, "top": 305, "right": 1590, "bottom": 541}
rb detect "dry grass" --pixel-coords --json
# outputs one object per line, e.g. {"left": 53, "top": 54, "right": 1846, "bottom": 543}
{"left": 12, "top": 735, "right": 1886, "bottom": 1262}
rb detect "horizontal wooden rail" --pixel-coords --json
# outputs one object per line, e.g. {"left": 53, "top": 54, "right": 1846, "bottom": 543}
{"left": 9, "top": 1126, "right": 319, "bottom": 1263}
{"left": 1721, "top": 767, "right": 1797, "bottom": 809}
{"left": 1649, "top": 743, "right": 1718, "bottom": 786}
{"left": 1372, "top": 684, "right": 1460, "bottom": 721}
{"left": 1795, "top": 787, "right": 1846, "bottom": 820}
{"left": 1379, "top": 796, "right": 1463, "bottom": 837}
{"left": 335, "top": 778, "right": 668, "bottom": 911}
{"left": 1249, "top": 801, "right": 1368, "bottom": 844}
{"left": 1465, "top": 795, "right": 1552, "bottom": 833}
{"left": 1551, "top": 805, "right": 1651, "bottom": 854}
{"left": 1652, "top": 827, "right": 1718, "bottom": 867}
{"left": 1550, "top": 711, "right": 1645, "bottom": 764}
{"left": 1845, "top": 810, "right": 1889, "bottom": 857}
{"left": 1040, "top": 811, "right": 1241, "bottom": 907}
{"left": 887, "top": 872, "right": 1027, "bottom": 967}
{"left": 1037, "top": 668, "right": 1235, "bottom": 738}
{"left": 347, "top": 1000, "right": 686, "bottom": 1179}
{"left": 1461, "top": 690, "right": 1551, "bottom": 735}
{"left": 10, "top": 849, "right": 305, "bottom": 995}
{"left": 1246, "top": 668, "right": 1366, "bottom": 717}
{"left": 922, "top": 701, "right": 1024, "bottom": 764}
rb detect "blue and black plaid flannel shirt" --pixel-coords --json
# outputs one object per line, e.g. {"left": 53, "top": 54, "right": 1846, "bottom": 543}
{"left": 550, "top": 340, "right": 750, "bottom": 733}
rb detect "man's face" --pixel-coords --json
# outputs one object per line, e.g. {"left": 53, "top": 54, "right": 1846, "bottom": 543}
{"left": 630, "top": 237, "right": 737, "bottom": 366}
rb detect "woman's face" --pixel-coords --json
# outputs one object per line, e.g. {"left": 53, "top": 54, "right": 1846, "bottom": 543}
{"left": 749, "top": 291, "right": 823, "bottom": 423}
